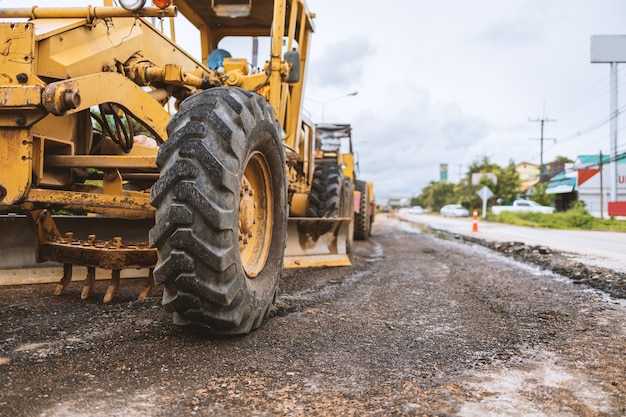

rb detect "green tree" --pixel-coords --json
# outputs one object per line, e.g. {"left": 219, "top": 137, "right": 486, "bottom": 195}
{"left": 415, "top": 157, "right": 523, "bottom": 214}
{"left": 449, "top": 157, "right": 522, "bottom": 213}
{"left": 497, "top": 161, "right": 521, "bottom": 203}
{"left": 530, "top": 182, "right": 555, "bottom": 206}
{"left": 414, "top": 181, "right": 455, "bottom": 212}
{"left": 455, "top": 157, "right": 520, "bottom": 209}
{"left": 554, "top": 155, "right": 573, "bottom": 164}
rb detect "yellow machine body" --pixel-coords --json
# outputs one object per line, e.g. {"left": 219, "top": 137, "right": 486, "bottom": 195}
{"left": 0, "top": 0, "right": 352, "bottom": 291}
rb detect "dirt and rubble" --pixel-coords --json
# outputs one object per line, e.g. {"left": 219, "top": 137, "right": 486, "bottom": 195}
{"left": 1, "top": 214, "right": 625, "bottom": 416}
{"left": 430, "top": 228, "right": 626, "bottom": 301}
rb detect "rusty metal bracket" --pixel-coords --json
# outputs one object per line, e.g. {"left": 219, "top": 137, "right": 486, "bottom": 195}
{"left": 25, "top": 209, "right": 157, "bottom": 302}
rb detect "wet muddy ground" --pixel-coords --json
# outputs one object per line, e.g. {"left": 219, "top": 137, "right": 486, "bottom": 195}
{"left": 1, "top": 214, "right": 625, "bottom": 416}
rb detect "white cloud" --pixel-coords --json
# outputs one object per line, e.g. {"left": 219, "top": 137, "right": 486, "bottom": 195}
{"left": 306, "top": 0, "right": 626, "bottom": 198}
{"left": 309, "top": 36, "right": 376, "bottom": 88}
{"left": 472, "top": 1, "right": 556, "bottom": 47}
{"left": 346, "top": 86, "right": 489, "bottom": 197}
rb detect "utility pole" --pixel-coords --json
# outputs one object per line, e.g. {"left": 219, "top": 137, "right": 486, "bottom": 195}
{"left": 600, "top": 150, "right": 604, "bottom": 219}
{"left": 529, "top": 116, "right": 556, "bottom": 180}
{"left": 590, "top": 34, "right": 626, "bottom": 203}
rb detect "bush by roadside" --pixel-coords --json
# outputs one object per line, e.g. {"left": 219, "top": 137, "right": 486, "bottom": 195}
{"left": 492, "top": 207, "right": 626, "bottom": 232}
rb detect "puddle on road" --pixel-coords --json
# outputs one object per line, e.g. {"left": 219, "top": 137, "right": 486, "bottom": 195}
{"left": 458, "top": 349, "right": 615, "bottom": 416}
{"left": 393, "top": 217, "right": 427, "bottom": 234}
{"left": 394, "top": 214, "right": 472, "bottom": 241}
{"left": 39, "top": 391, "right": 159, "bottom": 417}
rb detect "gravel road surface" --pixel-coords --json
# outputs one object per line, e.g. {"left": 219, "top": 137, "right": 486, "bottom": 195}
{"left": 1, "top": 214, "right": 625, "bottom": 416}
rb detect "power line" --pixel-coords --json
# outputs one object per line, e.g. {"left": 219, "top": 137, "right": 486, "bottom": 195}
{"left": 557, "top": 103, "right": 626, "bottom": 142}
{"left": 550, "top": 75, "right": 626, "bottom": 115}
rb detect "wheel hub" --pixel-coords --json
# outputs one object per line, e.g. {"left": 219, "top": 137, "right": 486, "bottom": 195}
{"left": 238, "top": 152, "right": 273, "bottom": 278}
{"left": 239, "top": 179, "right": 256, "bottom": 246}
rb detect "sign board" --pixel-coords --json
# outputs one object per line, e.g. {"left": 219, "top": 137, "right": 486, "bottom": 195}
{"left": 591, "top": 35, "right": 626, "bottom": 63}
{"left": 477, "top": 185, "right": 493, "bottom": 201}
{"left": 316, "top": 124, "right": 351, "bottom": 152}
{"left": 608, "top": 201, "right": 626, "bottom": 216}
{"left": 477, "top": 186, "right": 493, "bottom": 219}
{"left": 439, "top": 163, "right": 448, "bottom": 182}
{"left": 471, "top": 173, "right": 498, "bottom": 185}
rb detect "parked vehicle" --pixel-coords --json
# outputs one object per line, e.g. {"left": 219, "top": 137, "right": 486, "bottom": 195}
{"left": 491, "top": 200, "right": 555, "bottom": 215}
{"left": 410, "top": 206, "right": 424, "bottom": 215}
{"left": 440, "top": 204, "right": 469, "bottom": 217}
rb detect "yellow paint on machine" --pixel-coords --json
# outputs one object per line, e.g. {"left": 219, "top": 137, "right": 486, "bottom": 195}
{"left": 284, "top": 217, "right": 352, "bottom": 268}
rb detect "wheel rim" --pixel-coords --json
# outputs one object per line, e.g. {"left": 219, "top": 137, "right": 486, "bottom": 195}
{"left": 239, "top": 151, "right": 273, "bottom": 278}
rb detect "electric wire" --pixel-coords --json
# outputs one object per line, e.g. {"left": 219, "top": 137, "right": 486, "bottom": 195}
{"left": 549, "top": 74, "right": 626, "bottom": 115}
{"left": 557, "top": 104, "right": 626, "bottom": 142}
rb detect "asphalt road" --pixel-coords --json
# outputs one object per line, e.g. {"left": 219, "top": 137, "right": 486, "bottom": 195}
{"left": 1, "top": 214, "right": 625, "bottom": 416}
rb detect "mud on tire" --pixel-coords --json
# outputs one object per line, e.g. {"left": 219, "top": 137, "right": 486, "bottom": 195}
{"left": 150, "top": 87, "right": 287, "bottom": 336}
{"left": 341, "top": 177, "right": 354, "bottom": 253}
{"left": 354, "top": 179, "right": 370, "bottom": 240}
{"left": 307, "top": 162, "right": 343, "bottom": 218}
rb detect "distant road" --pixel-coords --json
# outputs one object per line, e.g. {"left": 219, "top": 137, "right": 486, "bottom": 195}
{"left": 398, "top": 212, "right": 626, "bottom": 273}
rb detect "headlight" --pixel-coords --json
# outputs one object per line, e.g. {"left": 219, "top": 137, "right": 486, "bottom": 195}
{"left": 153, "top": 0, "right": 172, "bottom": 8}
{"left": 119, "top": 0, "right": 146, "bottom": 11}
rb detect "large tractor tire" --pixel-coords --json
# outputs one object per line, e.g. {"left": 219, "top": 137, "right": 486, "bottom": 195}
{"left": 307, "top": 162, "right": 343, "bottom": 218}
{"left": 341, "top": 177, "right": 354, "bottom": 253}
{"left": 150, "top": 87, "right": 287, "bottom": 336}
{"left": 354, "top": 179, "right": 371, "bottom": 240}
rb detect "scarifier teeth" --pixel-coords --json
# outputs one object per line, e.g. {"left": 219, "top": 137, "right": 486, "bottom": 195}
{"left": 54, "top": 264, "right": 73, "bottom": 296}
{"left": 53, "top": 265, "right": 155, "bottom": 303}
{"left": 103, "top": 270, "right": 120, "bottom": 303}
{"left": 138, "top": 269, "right": 155, "bottom": 300}
{"left": 49, "top": 234, "right": 157, "bottom": 302}
{"left": 81, "top": 267, "right": 96, "bottom": 300}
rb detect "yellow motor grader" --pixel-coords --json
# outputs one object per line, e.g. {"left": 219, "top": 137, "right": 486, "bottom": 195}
{"left": 0, "top": 0, "right": 353, "bottom": 335}
{"left": 315, "top": 123, "right": 375, "bottom": 241}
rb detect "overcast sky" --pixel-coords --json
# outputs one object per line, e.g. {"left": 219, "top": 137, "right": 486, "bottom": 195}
{"left": 4, "top": 0, "right": 626, "bottom": 199}
{"left": 304, "top": 0, "right": 626, "bottom": 199}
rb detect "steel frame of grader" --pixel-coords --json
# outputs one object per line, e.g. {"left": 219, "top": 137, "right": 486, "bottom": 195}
{"left": 0, "top": 0, "right": 353, "bottom": 334}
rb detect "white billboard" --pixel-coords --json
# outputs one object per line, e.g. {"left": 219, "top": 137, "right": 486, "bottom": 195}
{"left": 590, "top": 35, "right": 626, "bottom": 63}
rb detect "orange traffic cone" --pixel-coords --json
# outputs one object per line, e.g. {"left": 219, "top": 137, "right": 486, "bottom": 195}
{"left": 472, "top": 209, "right": 478, "bottom": 232}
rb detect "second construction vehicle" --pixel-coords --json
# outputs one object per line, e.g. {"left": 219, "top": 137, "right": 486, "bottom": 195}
{"left": 0, "top": 0, "right": 353, "bottom": 335}
{"left": 315, "top": 124, "right": 375, "bottom": 241}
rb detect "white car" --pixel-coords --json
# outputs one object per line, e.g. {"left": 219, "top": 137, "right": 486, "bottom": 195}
{"left": 440, "top": 204, "right": 469, "bottom": 217}
{"left": 491, "top": 200, "right": 555, "bottom": 215}
{"left": 410, "top": 206, "right": 424, "bottom": 215}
